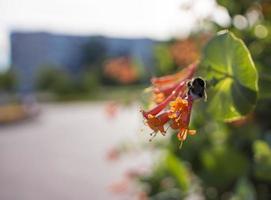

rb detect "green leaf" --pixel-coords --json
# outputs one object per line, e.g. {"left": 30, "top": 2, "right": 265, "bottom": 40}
{"left": 165, "top": 152, "right": 190, "bottom": 191}
{"left": 154, "top": 44, "right": 175, "bottom": 75}
{"left": 200, "top": 146, "right": 248, "bottom": 188}
{"left": 232, "top": 177, "right": 256, "bottom": 200}
{"left": 201, "top": 30, "right": 258, "bottom": 121}
{"left": 253, "top": 140, "right": 271, "bottom": 181}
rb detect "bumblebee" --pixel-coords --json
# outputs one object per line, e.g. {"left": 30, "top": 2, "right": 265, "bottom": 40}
{"left": 187, "top": 77, "right": 207, "bottom": 101}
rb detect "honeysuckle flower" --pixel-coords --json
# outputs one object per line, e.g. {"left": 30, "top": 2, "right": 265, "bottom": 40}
{"left": 169, "top": 96, "right": 191, "bottom": 126}
{"left": 145, "top": 112, "right": 170, "bottom": 139}
{"left": 177, "top": 128, "right": 196, "bottom": 142}
{"left": 142, "top": 82, "right": 195, "bottom": 144}
{"left": 168, "top": 95, "right": 196, "bottom": 146}
{"left": 169, "top": 97, "right": 188, "bottom": 114}
{"left": 152, "top": 92, "right": 165, "bottom": 104}
{"left": 150, "top": 63, "right": 197, "bottom": 105}
{"left": 141, "top": 80, "right": 186, "bottom": 119}
{"left": 153, "top": 81, "right": 182, "bottom": 97}
{"left": 151, "top": 62, "right": 197, "bottom": 87}
{"left": 152, "top": 82, "right": 187, "bottom": 104}
{"left": 141, "top": 63, "right": 204, "bottom": 147}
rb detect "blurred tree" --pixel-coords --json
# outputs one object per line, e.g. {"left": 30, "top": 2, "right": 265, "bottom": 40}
{"left": 0, "top": 70, "right": 16, "bottom": 92}
{"left": 37, "top": 66, "right": 101, "bottom": 99}
{"left": 77, "top": 70, "right": 100, "bottom": 93}
{"left": 37, "top": 67, "right": 74, "bottom": 95}
{"left": 154, "top": 43, "right": 176, "bottom": 75}
{"left": 83, "top": 36, "right": 107, "bottom": 69}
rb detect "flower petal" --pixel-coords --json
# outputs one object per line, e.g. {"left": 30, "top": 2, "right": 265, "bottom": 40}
{"left": 188, "top": 130, "right": 196, "bottom": 135}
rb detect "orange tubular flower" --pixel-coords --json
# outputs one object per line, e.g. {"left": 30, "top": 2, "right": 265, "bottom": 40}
{"left": 141, "top": 80, "right": 186, "bottom": 119}
{"left": 152, "top": 81, "right": 187, "bottom": 104}
{"left": 152, "top": 92, "right": 165, "bottom": 104}
{"left": 141, "top": 63, "right": 204, "bottom": 147}
{"left": 151, "top": 62, "right": 197, "bottom": 87}
{"left": 169, "top": 97, "right": 188, "bottom": 114}
{"left": 145, "top": 112, "right": 170, "bottom": 135}
{"left": 169, "top": 96, "right": 196, "bottom": 144}
{"left": 154, "top": 81, "right": 183, "bottom": 97}
{"left": 151, "top": 63, "right": 197, "bottom": 104}
{"left": 177, "top": 128, "right": 196, "bottom": 142}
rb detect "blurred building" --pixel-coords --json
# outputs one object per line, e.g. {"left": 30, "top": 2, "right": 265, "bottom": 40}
{"left": 10, "top": 31, "right": 156, "bottom": 93}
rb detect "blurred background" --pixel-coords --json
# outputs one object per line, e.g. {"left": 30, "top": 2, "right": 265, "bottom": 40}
{"left": 0, "top": 0, "right": 271, "bottom": 199}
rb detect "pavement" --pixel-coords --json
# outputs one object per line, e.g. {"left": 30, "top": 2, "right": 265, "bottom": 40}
{"left": 0, "top": 102, "right": 149, "bottom": 200}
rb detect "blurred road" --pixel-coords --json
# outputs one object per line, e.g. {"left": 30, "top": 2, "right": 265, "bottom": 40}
{"left": 0, "top": 102, "right": 146, "bottom": 200}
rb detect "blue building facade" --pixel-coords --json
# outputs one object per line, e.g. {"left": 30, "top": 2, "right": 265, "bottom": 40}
{"left": 10, "top": 31, "right": 156, "bottom": 93}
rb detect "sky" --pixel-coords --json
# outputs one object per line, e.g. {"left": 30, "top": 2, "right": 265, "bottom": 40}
{"left": 0, "top": 0, "right": 230, "bottom": 70}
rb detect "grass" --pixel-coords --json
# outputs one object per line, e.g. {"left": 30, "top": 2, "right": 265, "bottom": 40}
{"left": 37, "top": 85, "right": 147, "bottom": 103}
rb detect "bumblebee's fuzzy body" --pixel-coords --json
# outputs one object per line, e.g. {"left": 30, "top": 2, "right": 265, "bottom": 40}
{"left": 187, "top": 77, "right": 207, "bottom": 101}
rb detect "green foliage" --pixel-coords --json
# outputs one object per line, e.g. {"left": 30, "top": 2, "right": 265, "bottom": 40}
{"left": 232, "top": 177, "right": 256, "bottom": 200}
{"left": 138, "top": 151, "right": 190, "bottom": 199}
{"left": 216, "top": 0, "right": 254, "bottom": 16}
{"left": 37, "top": 68, "right": 74, "bottom": 95}
{"left": 154, "top": 44, "right": 175, "bottom": 75}
{"left": 200, "top": 146, "right": 248, "bottom": 188}
{"left": 165, "top": 152, "right": 190, "bottom": 191}
{"left": 137, "top": 1, "right": 271, "bottom": 199}
{"left": 201, "top": 31, "right": 258, "bottom": 121}
{"left": 0, "top": 70, "right": 16, "bottom": 92}
{"left": 253, "top": 140, "right": 271, "bottom": 181}
{"left": 37, "top": 67, "right": 100, "bottom": 98}
{"left": 77, "top": 71, "right": 100, "bottom": 93}
{"left": 83, "top": 37, "right": 107, "bottom": 68}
